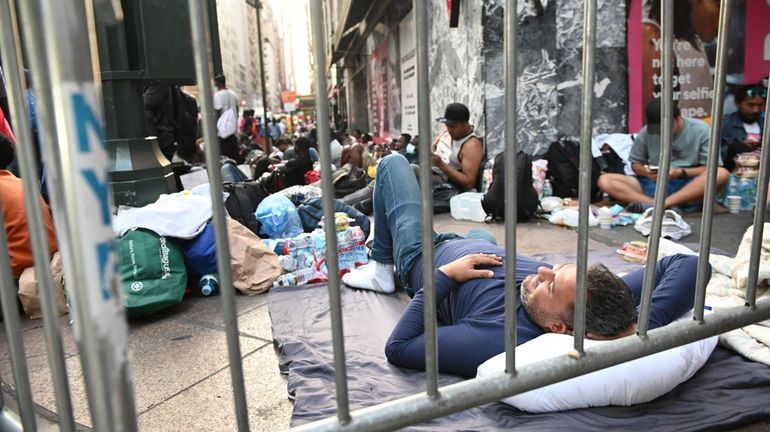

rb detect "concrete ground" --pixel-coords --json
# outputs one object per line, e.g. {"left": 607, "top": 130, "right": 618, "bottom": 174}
{"left": 1, "top": 208, "right": 768, "bottom": 431}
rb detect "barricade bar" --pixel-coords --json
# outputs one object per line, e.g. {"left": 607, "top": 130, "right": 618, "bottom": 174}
{"left": 29, "top": 0, "right": 138, "bottom": 429}
{"left": 573, "top": 0, "right": 599, "bottom": 354}
{"left": 309, "top": 0, "right": 352, "bottom": 422}
{"left": 0, "top": 406, "right": 22, "bottom": 432}
{"left": 0, "top": 1, "right": 76, "bottom": 429}
{"left": 187, "top": 1, "right": 250, "bottom": 430}
{"left": 0, "top": 206, "right": 35, "bottom": 430}
{"left": 503, "top": 0, "right": 519, "bottom": 373}
{"left": 413, "top": 0, "right": 440, "bottom": 396}
{"left": 638, "top": 0, "right": 675, "bottom": 336}
{"left": 746, "top": 90, "right": 770, "bottom": 305}
{"left": 695, "top": 0, "right": 733, "bottom": 319}
{"left": 291, "top": 299, "right": 770, "bottom": 432}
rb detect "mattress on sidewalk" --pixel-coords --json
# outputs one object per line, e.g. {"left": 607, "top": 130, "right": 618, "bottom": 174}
{"left": 268, "top": 249, "right": 770, "bottom": 431}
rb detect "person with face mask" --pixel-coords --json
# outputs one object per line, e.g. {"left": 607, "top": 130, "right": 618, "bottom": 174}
{"left": 720, "top": 84, "right": 767, "bottom": 172}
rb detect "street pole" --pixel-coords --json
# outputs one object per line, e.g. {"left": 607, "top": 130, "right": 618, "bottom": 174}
{"left": 249, "top": 0, "right": 272, "bottom": 155}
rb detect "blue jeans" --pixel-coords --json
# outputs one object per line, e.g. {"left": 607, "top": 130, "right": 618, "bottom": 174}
{"left": 371, "top": 154, "right": 457, "bottom": 295}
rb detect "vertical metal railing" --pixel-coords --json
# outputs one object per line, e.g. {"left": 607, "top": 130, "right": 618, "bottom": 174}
{"left": 502, "top": 0, "right": 519, "bottom": 374}
{"left": 0, "top": 201, "right": 34, "bottom": 430}
{"left": 15, "top": 0, "right": 137, "bottom": 430}
{"left": 638, "top": 0, "right": 675, "bottom": 335}
{"left": 414, "top": 0, "right": 440, "bottom": 397}
{"left": 0, "top": 1, "right": 77, "bottom": 430}
{"left": 694, "top": 0, "right": 734, "bottom": 319}
{"left": 745, "top": 90, "right": 770, "bottom": 305}
{"left": 187, "top": 1, "right": 250, "bottom": 430}
{"left": 310, "top": 0, "right": 351, "bottom": 424}
{"left": 572, "top": 0, "right": 599, "bottom": 353}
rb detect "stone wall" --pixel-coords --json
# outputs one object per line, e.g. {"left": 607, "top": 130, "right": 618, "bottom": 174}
{"left": 482, "top": 0, "right": 628, "bottom": 157}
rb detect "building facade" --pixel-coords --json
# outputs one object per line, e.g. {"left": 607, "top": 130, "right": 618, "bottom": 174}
{"left": 324, "top": 0, "right": 628, "bottom": 155}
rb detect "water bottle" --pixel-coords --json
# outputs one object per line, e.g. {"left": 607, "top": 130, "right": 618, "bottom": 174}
{"left": 738, "top": 177, "right": 757, "bottom": 211}
{"left": 199, "top": 274, "right": 220, "bottom": 296}
{"left": 273, "top": 267, "right": 315, "bottom": 287}
{"left": 481, "top": 160, "right": 494, "bottom": 193}
{"left": 542, "top": 179, "right": 553, "bottom": 198}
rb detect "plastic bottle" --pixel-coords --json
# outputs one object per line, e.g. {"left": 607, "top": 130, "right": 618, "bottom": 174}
{"left": 481, "top": 159, "right": 494, "bottom": 193}
{"left": 199, "top": 274, "right": 220, "bottom": 296}
{"left": 738, "top": 177, "right": 757, "bottom": 211}
{"left": 597, "top": 206, "right": 612, "bottom": 229}
{"left": 542, "top": 179, "right": 553, "bottom": 198}
{"left": 273, "top": 267, "right": 315, "bottom": 287}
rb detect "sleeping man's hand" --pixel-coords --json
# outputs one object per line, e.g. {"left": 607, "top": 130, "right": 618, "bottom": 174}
{"left": 439, "top": 253, "right": 503, "bottom": 283}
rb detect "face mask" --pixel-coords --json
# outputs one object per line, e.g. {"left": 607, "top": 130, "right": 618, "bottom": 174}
{"left": 406, "top": 143, "right": 416, "bottom": 154}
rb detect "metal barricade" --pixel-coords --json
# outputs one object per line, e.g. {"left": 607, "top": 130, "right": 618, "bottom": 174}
{"left": 0, "top": 0, "right": 768, "bottom": 431}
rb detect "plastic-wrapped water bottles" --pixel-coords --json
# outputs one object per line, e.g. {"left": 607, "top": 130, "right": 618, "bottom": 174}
{"left": 738, "top": 177, "right": 757, "bottom": 211}
{"left": 283, "top": 233, "right": 316, "bottom": 271}
{"left": 273, "top": 267, "right": 315, "bottom": 287}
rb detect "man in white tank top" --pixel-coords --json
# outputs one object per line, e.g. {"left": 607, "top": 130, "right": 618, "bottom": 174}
{"left": 431, "top": 103, "right": 484, "bottom": 191}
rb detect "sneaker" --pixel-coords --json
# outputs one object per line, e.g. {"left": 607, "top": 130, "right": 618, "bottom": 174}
{"left": 633, "top": 208, "right": 692, "bottom": 240}
{"left": 661, "top": 209, "right": 691, "bottom": 240}
{"left": 624, "top": 202, "right": 653, "bottom": 214}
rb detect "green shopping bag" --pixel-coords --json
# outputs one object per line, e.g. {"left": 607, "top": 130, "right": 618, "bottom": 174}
{"left": 117, "top": 228, "right": 188, "bottom": 317}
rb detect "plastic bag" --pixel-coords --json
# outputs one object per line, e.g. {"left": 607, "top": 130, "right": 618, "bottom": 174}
{"left": 548, "top": 208, "right": 598, "bottom": 228}
{"left": 256, "top": 194, "right": 304, "bottom": 239}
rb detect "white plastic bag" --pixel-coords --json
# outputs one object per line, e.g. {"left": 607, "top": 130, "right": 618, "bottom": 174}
{"left": 217, "top": 108, "right": 237, "bottom": 138}
{"left": 548, "top": 208, "right": 598, "bottom": 228}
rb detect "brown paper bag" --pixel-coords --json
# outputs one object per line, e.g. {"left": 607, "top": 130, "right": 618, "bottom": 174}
{"left": 17, "top": 252, "right": 68, "bottom": 319}
{"left": 226, "top": 217, "right": 282, "bottom": 295}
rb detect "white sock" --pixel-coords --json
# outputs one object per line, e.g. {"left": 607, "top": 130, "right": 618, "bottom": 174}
{"left": 342, "top": 261, "right": 395, "bottom": 293}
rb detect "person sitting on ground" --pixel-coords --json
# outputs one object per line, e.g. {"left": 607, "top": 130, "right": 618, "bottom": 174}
{"left": 0, "top": 133, "right": 57, "bottom": 279}
{"left": 284, "top": 139, "right": 320, "bottom": 163}
{"left": 342, "top": 153, "right": 704, "bottom": 377}
{"left": 270, "top": 138, "right": 290, "bottom": 161}
{"left": 340, "top": 142, "right": 366, "bottom": 169}
{"left": 278, "top": 136, "right": 314, "bottom": 188}
{"left": 597, "top": 99, "right": 728, "bottom": 213}
{"left": 428, "top": 103, "right": 484, "bottom": 191}
{"left": 720, "top": 84, "right": 766, "bottom": 172}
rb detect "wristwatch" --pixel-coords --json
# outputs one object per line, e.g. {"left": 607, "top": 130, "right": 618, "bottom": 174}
{"left": 679, "top": 168, "right": 687, "bottom": 179}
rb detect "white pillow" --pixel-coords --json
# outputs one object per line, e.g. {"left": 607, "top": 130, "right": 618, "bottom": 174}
{"left": 476, "top": 319, "right": 718, "bottom": 413}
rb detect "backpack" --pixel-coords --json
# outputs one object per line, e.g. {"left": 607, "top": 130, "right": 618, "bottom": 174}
{"left": 222, "top": 181, "right": 269, "bottom": 236}
{"left": 297, "top": 197, "right": 371, "bottom": 239}
{"left": 544, "top": 139, "right": 602, "bottom": 201}
{"left": 481, "top": 151, "right": 539, "bottom": 222}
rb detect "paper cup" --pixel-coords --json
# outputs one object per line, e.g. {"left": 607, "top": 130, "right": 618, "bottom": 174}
{"left": 727, "top": 195, "right": 741, "bottom": 213}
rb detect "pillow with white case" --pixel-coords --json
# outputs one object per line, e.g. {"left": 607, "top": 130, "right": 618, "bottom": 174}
{"left": 476, "top": 315, "right": 718, "bottom": 413}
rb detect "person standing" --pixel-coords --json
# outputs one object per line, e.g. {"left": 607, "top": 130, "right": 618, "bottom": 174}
{"left": 213, "top": 74, "right": 241, "bottom": 163}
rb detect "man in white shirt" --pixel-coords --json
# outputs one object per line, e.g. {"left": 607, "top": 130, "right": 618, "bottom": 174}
{"left": 213, "top": 74, "right": 242, "bottom": 163}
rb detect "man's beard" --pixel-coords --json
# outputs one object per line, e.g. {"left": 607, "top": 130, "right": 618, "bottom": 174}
{"left": 520, "top": 276, "right": 536, "bottom": 315}
{"left": 738, "top": 111, "right": 760, "bottom": 124}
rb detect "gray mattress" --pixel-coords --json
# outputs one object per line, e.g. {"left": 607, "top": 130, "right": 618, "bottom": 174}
{"left": 268, "top": 249, "right": 770, "bottom": 431}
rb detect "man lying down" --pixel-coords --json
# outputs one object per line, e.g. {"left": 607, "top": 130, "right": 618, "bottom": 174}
{"left": 343, "top": 154, "right": 706, "bottom": 378}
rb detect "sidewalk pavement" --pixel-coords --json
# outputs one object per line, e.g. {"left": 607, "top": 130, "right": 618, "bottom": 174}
{"left": 0, "top": 209, "right": 765, "bottom": 431}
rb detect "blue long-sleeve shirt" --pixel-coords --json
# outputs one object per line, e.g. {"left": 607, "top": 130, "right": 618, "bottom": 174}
{"left": 385, "top": 239, "right": 703, "bottom": 377}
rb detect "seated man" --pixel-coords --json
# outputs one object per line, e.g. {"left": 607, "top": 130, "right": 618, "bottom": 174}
{"left": 720, "top": 84, "right": 766, "bottom": 172}
{"left": 0, "top": 133, "right": 58, "bottom": 279}
{"left": 597, "top": 99, "right": 729, "bottom": 213}
{"left": 343, "top": 153, "right": 703, "bottom": 377}
{"left": 429, "top": 103, "right": 484, "bottom": 190}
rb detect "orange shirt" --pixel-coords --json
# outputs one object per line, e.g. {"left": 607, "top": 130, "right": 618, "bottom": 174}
{"left": 0, "top": 170, "right": 57, "bottom": 278}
